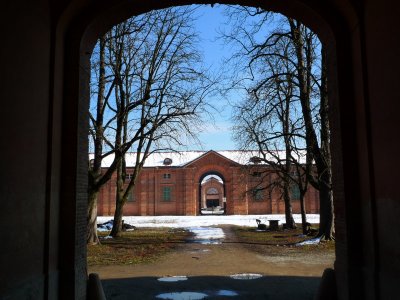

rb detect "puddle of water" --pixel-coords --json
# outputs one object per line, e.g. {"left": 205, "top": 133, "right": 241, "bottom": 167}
{"left": 190, "top": 249, "right": 210, "bottom": 253}
{"left": 156, "top": 290, "right": 238, "bottom": 299}
{"left": 156, "top": 292, "right": 208, "bottom": 300}
{"left": 230, "top": 273, "right": 263, "bottom": 280}
{"left": 187, "top": 227, "right": 225, "bottom": 245}
{"left": 216, "top": 290, "right": 239, "bottom": 296}
{"left": 157, "top": 276, "right": 188, "bottom": 282}
{"left": 192, "top": 240, "right": 221, "bottom": 245}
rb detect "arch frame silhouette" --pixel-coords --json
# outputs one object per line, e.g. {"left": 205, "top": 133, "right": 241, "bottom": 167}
{"left": 57, "top": 1, "right": 376, "bottom": 299}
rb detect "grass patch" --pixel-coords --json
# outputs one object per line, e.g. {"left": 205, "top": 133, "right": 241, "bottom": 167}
{"left": 232, "top": 226, "right": 335, "bottom": 253}
{"left": 87, "top": 228, "right": 191, "bottom": 266}
{"left": 233, "top": 226, "right": 307, "bottom": 244}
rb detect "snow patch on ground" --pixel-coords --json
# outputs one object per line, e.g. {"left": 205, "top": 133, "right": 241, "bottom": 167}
{"left": 98, "top": 214, "right": 319, "bottom": 228}
{"left": 187, "top": 227, "right": 225, "bottom": 244}
{"left": 296, "top": 237, "right": 322, "bottom": 246}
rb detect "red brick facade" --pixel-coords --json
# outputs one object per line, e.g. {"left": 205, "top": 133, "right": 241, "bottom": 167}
{"left": 98, "top": 151, "right": 319, "bottom": 216}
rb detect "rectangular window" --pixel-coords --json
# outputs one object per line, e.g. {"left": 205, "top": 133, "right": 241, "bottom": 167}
{"left": 163, "top": 173, "right": 171, "bottom": 179}
{"left": 252, "top": 171, "right": 262, "bottom": 177}
{"left": 163, "top": 186, "right": 171, "bottom": 201}
{"left": 290, "top": 185, "right": 301, "bottom": 200}
{"left": 253, "top": 188, "right": 263, "bottom": 201}
{"left": 127, "top": 190, "right": 134, "bottom": 202}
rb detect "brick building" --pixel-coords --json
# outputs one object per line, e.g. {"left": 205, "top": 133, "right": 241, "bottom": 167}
{"left": 97, "top": 150, "right": 319, "bottom": 216}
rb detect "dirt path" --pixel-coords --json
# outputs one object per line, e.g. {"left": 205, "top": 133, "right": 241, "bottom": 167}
{"left": 89, "top": 226, "right": 334, "bottom": 299}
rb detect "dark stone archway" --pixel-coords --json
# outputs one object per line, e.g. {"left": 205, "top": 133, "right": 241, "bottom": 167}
{"left": 3, "top": 0, "right": 400, "bottom": 299}
{"left": 64, "top": 2, "right": 347, "bottom": 298}
{"left": 56, "top": 0, "right": 384, "bottom": 299}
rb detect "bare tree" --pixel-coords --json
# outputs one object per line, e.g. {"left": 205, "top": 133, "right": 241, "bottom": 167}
{"left": 88, "top": 35, "right": 117, "bottom": 244}
{"left": 224, "top": 7, "right": 333, "bottom": 239}
{"left": 288, "top": 19, "right": 334, "bottom": 239}
{"left": 89, "top": 7, "right": 216, "bottom": 240}
{"left": 88, "top": 16, "right": 151, "bottom": 244}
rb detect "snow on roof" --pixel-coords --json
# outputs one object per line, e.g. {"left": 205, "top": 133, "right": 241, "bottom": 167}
{"left": 89, "top": 150, "right": 307, "bottom": 168}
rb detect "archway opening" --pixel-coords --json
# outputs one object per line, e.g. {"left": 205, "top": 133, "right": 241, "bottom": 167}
{"left": 68, "top": 1, "right": 350, "bottom": 298}
{"left": 85, "top": 1, "right": 336, "bottom": 286}
{"left": 199, "top": 173, "right": 226, "bottom": 215}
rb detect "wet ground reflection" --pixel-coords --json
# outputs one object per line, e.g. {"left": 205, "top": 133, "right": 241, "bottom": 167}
{"left": 102, "top": 275, "right": 321, "bottom": 299}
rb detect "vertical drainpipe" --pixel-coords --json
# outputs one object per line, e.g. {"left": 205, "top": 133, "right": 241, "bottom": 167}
{"left": 108, "top": 179, "right": 112, "bottom": 216}
{"left": 244, "top": 169, "right": 249, "bottom": 215}
{"left": 154, "top": 168, "right": 157, "bottom": 216}
{"left": 269, "top": 173, "right": 273, "bottom": 214}
{"left": 223, "top": 181, "right": 227, "bottom": 214}
{"left": 183, "top": 169, "right": 186, "bottom": 215}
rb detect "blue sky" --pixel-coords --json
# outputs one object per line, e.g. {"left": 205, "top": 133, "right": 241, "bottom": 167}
{"left": 190, "top": 5, "right": 237, "bottom": 151}
{"left": 90, "top": 5, "right": 280, "bottom": 152}
{"left": 90, "top": 7, "right": 318, "bottom": 153}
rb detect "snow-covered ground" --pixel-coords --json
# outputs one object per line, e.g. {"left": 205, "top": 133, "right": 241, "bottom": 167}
{"left": 97, "top": 214, "right": 319, "bottom": 228}
{"left": 296, "top": 237, "right": 322, "bottom": 246}
{"left": 187, "top": 227, "right": 225, "bottom": 244}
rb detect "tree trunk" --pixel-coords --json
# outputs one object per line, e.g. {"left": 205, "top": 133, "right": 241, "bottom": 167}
{"left": 318, "top": 181, "right": 334, "bottom": 240}
{"left": 299, "top": 192, "right": 308, "bottom": 235}
{"left": 87, "top": 35, "right": 105, "bottom": 245}
{"left": 110, "top": 198, "right": 124, "bottom": 238}
{"left": 110, "top": 154, "right": 124, "bottom": 238}
{"left": 283, "top": 181, "right": 296, "bottom": 229}
{"left": 87, "top": 190, "right": 100, "bottom": 244}
{"left": 317, "top": 44, "right": 334, "bottom": 240}
{"left": 288, "top": 19, "right": 333, "bottom": 239}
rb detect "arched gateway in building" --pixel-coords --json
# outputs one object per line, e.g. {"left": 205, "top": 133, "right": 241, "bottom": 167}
{"left": 97, "top": 150, "right": 320, "bottom": 216}
{"left": 199, "top": 173, "right": 226, "bottom": 215}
